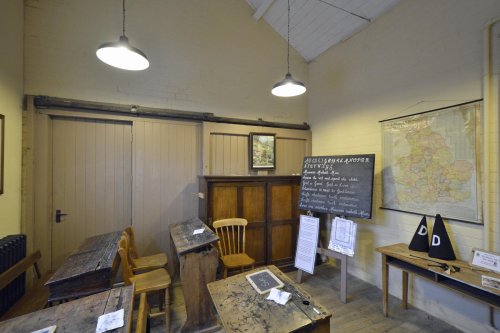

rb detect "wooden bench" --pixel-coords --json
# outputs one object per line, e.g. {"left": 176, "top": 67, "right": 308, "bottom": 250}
{"left": 0, "top": 250, "right": 52, "bottom": 321}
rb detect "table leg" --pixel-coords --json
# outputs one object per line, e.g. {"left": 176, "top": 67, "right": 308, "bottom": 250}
{"left": 381, "top": 254, "right": 389, "bottom": 317}
{"left": 402, "top": 270, "right": 408, "bottom": 309}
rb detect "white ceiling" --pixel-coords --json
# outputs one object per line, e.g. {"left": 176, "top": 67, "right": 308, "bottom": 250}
{"left": 245, "top": 0, "right": 401, "bottom": 62}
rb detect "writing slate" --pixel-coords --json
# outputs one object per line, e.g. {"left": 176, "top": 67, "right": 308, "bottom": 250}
{"left": 298, "top": 154, "right": 375, "bottom": 219}
{"left": 246, "top": 269, "right": 284, "bottom": 294}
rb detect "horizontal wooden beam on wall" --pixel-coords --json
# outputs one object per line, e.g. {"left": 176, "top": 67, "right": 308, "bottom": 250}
{"left": 29, "top": 95, "right": 310, "bottom": 130}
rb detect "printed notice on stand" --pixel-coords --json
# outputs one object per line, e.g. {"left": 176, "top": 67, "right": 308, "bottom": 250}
{"left": 295, "top": 215, "right": 320, "bottom": 274}
{"left": 328, "top": 217, "right": 357, "bottom": 257}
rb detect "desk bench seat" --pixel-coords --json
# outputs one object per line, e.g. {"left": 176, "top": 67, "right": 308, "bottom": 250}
{"left": 0, "top": 250, "right": 53, "bottom": 321}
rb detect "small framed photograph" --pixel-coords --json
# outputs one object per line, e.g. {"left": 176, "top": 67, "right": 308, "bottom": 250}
{"left": 249, "top": 133, "right": 276, "bottom": 170}
{"left": 470, "top": 248, "right": 500, "bottom": 273}
{"left": 246, "top": 269, "right": 284, "bottom": 294}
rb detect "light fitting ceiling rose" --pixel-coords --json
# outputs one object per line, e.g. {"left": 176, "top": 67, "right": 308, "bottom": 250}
{"left": 271, "top": 0, "right": 306, "bottom": 97}
{"left": 96, "top": 0, "right": 149, "bottom": 71}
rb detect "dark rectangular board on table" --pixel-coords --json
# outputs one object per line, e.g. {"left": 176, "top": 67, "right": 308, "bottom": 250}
{"left": 298, "top": 154, "right": 375, "bottom": 219}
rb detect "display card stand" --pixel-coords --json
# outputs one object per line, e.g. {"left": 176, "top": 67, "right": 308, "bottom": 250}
{"left": 170, "top": 218, "right": 220, "bottom": 333}
{"left": 296, "top": 212, "right": 348, "bottom": 303}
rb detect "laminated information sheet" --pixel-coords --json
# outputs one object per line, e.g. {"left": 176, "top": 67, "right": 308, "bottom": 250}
{"left": 328, "top": 217, "right": 357, "bottom": 257}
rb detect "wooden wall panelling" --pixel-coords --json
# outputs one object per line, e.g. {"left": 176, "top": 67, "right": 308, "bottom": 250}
{"left": 275, "top": 137, "right": 307, "bottom": 175}
{"left": 133, "top": 119, "right": 201, "bottom": 276}
{"left": 209, "top": 133, "right": 248, "bottom": 176}
{"left": 202, "top": 122, "right": 312, "bottom": 176}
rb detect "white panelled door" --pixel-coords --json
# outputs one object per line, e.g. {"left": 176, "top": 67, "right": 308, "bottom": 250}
{"left": 51, "top": 117, "right": 132, "bottom": 269}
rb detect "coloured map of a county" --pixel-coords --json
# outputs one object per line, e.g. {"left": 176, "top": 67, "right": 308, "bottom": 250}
{"left": 382, "top": 102, "right": 481, "bottom": 223}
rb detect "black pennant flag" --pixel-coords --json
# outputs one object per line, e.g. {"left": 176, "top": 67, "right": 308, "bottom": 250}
{"left": 428, "top": 214, "right": 456, "bottom": 260}
{"left": 409, "top": 216, "right": 429, "bottom": 252}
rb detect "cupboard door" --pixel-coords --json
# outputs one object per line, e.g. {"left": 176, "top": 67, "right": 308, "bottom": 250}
{"left": 268, "top": 181, "right": 300, "bottom": 266}
{"left": 211, "top": 185, "right": 238, "bottom": 221}
{"left": 242, "top": 184, "right": 266, "bottom": 265}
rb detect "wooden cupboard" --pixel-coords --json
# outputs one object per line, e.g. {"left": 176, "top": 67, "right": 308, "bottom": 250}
{"left": 199, "top": 175, "right": 301, "bottom": 269}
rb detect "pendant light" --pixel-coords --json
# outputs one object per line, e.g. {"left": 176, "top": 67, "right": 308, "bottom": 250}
{"left": 96, "top": 0, "right": 149, "bottom": 71}
{"left": 271, "top": 0, "right": 306, "bottom": 97}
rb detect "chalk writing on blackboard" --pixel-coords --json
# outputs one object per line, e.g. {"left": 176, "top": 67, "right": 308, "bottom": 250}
{"left": 246, "top": 269, "right": 284, "bottom": 294}
{"left": 298, "top": 154, "right": 375, "bottom": 219}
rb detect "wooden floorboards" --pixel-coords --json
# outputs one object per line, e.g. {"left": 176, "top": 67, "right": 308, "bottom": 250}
{"left": 148, "top": 262, "right": 464, "bottom": 332}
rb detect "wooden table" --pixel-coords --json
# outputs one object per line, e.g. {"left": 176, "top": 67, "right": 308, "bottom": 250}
{"left": 0, "top": 285, "right": 134, "bottom": 333}
{"left": 377, "top": 243, "right": 500, "bottom": 327}
{"left": 207, "top": 265, "right": 331, "bottom": 333}
{"left": 170, "top": 218, "right": 219, "bottom": 333}
{"left": 45, "top": 231, "right": 122, "bottom": 303}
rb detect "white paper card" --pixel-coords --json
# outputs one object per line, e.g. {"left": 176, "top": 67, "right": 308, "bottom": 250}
{"left": 482, "top": 275, "right": 500, "bottom": 290}
{"left": 193, "top": 228, "right": 205, "bottom": 235}
{"left": 471, "top": 249, "right": 500, "bottom": 273}
{"left": 31, "top": 326, "right": 57, "bottom": 333}
{"left": 294, "top": 215, "right": 320, "bottom": 274}
{"left": 96, "top": 308, "right": 124, "bottom": 333}
{"left": 328, "top": 217, "right": 357, "bottom": 257}
{"left": 266, "top": 287, "right": 291, "bottom": 305}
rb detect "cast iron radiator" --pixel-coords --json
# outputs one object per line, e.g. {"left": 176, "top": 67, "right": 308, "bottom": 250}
{"left": 0, "top": 234, "right": 27, "bottom": 317}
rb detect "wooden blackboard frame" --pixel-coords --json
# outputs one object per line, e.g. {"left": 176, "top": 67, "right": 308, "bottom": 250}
{"left": 298, "top": 154, "right": 375, "bottom": 219}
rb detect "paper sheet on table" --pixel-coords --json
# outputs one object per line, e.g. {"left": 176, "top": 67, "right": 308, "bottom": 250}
{"left": 31, "top": 326, "right": 56, "bottom": 333}
{"left": 96, "top": 308, "right": 124, "bottom": 333}
{"left": 266, "top": 288, "right": 291, "bottom": 305}
{"left": 193, "top": 228, "right": 205, "bottom": 235}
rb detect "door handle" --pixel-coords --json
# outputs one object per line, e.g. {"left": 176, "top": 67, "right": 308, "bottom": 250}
{"left": 55, "top": 209, "right": 68, "bottom": 223}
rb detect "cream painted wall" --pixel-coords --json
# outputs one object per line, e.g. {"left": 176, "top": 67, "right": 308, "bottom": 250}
{"left": 0, "top": 2, "right": 23, "bottom": 236}
{"left": 309, "top": 1, "right": 500, "bottom": 332}
{"left": 24, "top": 0, "right": 308, "bottom": 125}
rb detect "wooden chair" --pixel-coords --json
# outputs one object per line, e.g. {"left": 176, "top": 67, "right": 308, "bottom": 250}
{"left": 123, "top": 226, "right": 168, "bottom": 272}
{"left": 135, "top": 292, "right": 150, "bottom": 333}
{"left": 212, "top": 218, "right": 255, "bottom": 278}
{"left": 117, "top": 236, "right": 171, "bottom": 333}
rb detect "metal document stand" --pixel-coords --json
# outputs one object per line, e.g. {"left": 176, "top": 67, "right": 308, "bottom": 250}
{"left": 296, "top": 213, "right": 348, "bottom": 303}
{"left": 170, "top": 218, "right": 220, "bottom": 333}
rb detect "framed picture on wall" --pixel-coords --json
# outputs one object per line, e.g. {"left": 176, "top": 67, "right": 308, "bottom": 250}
{"left": 249, "top": 133, "right": 276, "bottom": 170}
{"left": 0, "top": 114, "right": 4, "bottom": 195}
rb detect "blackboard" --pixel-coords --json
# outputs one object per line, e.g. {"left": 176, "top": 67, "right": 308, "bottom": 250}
{"left": 245, "top": 269, "right": 284, "bottom": 294}
{"left": 298, "top": 154, "right": 375, "bottom": 219}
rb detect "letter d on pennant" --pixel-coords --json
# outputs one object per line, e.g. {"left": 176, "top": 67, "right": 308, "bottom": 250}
{"left": 432, "top": 235, "right": 441, "bottom": 246}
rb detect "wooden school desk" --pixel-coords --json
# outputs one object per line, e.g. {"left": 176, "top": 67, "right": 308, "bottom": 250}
{"left": 170, "top": 217, "right": 219, "bottom": 333}
{"left": 45, "top": 231, "right": 122, "bottom": 303}
{"left": 0, "top": 285, "right": 134, "bottom": 333}
{"left": 207, "top": 265, "right": 332, "bottom": 333}
{"left": 377, "top": 243, "right": 500, "bottom": 326}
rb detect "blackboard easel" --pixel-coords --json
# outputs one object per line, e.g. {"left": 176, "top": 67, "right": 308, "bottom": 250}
{"left": 296, "top": 154, "right": 375, "bottom": 304}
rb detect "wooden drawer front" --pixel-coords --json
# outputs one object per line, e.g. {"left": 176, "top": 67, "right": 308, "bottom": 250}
{"left": 212, "top": 186, "right": 237, "bottom": 221}
{"left": 242, "top": 185, "right": 265, "bottom": 222}
{"left": 270, "top": 224, "right": 293, "bottom": 263}
{"left": 271, "top": 185, "right": 293, "bottom": 221}
{"left": 246, "top": 226, "right": 266, "bottom": 265}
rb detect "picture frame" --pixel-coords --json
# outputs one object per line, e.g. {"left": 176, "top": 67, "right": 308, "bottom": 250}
{"left": 0, "top": 114, "right": 4, "bottom": 195}
{"left": 470, "top": 248, "right": 500, "bottom": 273}
{"left": 249, "top": 133, "right": 276, "bottom": 170}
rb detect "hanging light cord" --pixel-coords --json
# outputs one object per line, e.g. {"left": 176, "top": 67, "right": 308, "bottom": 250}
{"left": 287, "top": 0, "right": 290, "bottom": 74}
{"left": 122, "top": 0, "right": 126, "bottom": 36}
